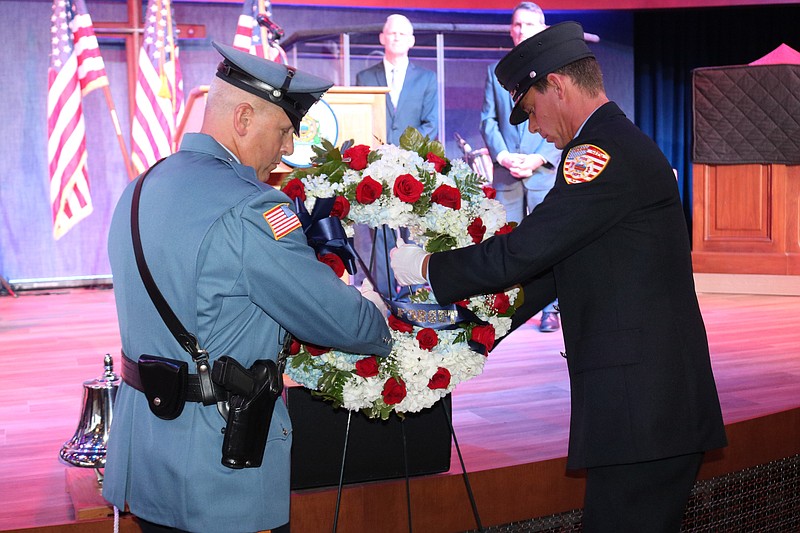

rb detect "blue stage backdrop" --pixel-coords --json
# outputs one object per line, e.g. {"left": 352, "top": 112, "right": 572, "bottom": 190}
{"left": 3, "top": 1, "right": 795, "bottom": 286}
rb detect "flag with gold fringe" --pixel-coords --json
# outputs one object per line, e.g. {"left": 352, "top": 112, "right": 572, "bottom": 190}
{"left": 47, "top": 0, "right": 108, "bottom": 239}
{"left": 131, "top": 0, "right": 185, "bottom": 175}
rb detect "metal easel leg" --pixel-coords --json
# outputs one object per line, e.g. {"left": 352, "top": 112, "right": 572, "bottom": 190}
{"left": 441, "top": 398, "right": 484, "bottom": 532}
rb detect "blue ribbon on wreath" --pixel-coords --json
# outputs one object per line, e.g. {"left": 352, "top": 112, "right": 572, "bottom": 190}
{"left": 293, "top": 197, "right": 358, "bottom": 275}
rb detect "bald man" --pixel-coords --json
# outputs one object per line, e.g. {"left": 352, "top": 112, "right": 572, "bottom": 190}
{"left": 104, "top": 42, "right": 392, "bottom": 533}
{"left": 356, "top": 14, "right": 438, "bottom": 144}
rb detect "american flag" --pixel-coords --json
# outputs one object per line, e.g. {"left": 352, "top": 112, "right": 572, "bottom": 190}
{"left": 47, "top": 0, "right": 108, "bottom": 240}
{"left": 233, "top": 0, "right": 279, "bottom": 60}
{"left": 130, "top": 0, "right": 185, "bottom": 175}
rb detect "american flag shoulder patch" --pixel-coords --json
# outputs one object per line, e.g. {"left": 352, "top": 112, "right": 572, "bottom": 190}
{"left": 563, "top": 144, "right": 610, "bottom": 184}
{"left": 263, "top": 203, "right": 301, "bottom": 240}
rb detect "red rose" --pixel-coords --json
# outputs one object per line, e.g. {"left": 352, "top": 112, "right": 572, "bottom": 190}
{"left": 382, "top": 377, "right": 407, "bottom": 405}
{"left": 388, "top": 314, "right": 414, "bottom": 333}
{"left": 343, "top": 144, "right": 371, "bottom": 170}
{"left": 492, "top": 293, "right": 511, "bottom": 314}
{"left": 482, "top": 185, "right": 497, "bottom": 199}
{"left": 393, "top": 174, "right": 424, "bottom": 203}
{"left": 431, "top": 184, "right": 461, "bottom": 210}
{"left": 305, "top": 343, "right": 330, "bottom": 356}
{"left": 416, "top": 328, "right": 438, "bottom": 351}
{"left": 331, "top": 195, "right": 350, "bottom": 219}
{"left": 355, "top": 175, "right": 383, "bottom": 204}
{"left": 426, "top": 152, "right": 447, "bottom": 173}
{"left": 318, "top": 253, "right": 345, "bottom": 278}
{"left": 471, "top": 324, "right": 496, "bottom": 354}
{"left": 467, "top": 217, "right": 486, "bottom": 244}
{"left": 288, "top": 338, "right": 302, "bottom": 355}
{"left": 427, "top": 367, "right": 451, "bottom": 390}
{"left": 355, "top": 356, "right": 380, "bottom": 378}
{"left": 495, "top": 223, "right": 514, "bottom": 235}
{"left": 282, "top": 178, "right": 306, "bottom": 202}
{"left": 455, "top": 299, "right": 470, "bottom": 308}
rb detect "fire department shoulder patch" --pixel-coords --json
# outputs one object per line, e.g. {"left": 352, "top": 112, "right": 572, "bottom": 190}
{"left": 563, "top": 144, "right": 610, "bottom": 184}
{"left": 263, "top": 204, "right": 301, "bottom": 240}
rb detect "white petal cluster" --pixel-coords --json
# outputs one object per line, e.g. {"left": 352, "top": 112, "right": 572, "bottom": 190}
{"left": 284, "top": 142, "right": 522, "bottom": 417}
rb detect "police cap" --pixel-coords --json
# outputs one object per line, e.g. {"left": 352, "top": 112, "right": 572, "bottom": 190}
{"left": 495, "top": 21, "right": 594, "bottom": 125}
{"left": 212, "top": 41, "right": 334, "bottom": 132}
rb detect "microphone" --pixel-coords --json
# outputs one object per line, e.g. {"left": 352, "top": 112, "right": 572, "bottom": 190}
{"left": 454, "top": 132, "right": 473, "bottom": 155}
{"left": 256, "top": 14, "right": 284, "bottom": 42}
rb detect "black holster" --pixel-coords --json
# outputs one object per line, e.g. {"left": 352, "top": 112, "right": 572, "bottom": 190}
{"left": 213, "top": 357, "right": 283, "bottom": 469}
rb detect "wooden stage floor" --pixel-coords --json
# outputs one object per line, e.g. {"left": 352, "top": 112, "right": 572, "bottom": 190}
{"left": 1, "top": 287, "right": 799, "bottom": 532}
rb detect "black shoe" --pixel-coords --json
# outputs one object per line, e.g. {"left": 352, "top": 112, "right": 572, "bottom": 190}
{"left": 539, "top": 312, "right": 560, "bottom": 332}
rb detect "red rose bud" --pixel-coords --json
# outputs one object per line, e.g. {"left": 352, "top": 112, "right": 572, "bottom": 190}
{"left": 318, "top": 253, "right": 345, "bottom": 278}
{"left": 288, "top": 338, "right": 302, "bottom": 355}
{"left": 416, "top": 327, "right": 438, "bottom": 351}
{"left": 482, "top": 185, "right": 497, "bottom": 199}
{"left": 467, "top": 217, "right": 486, "bottom": 244}
{"left": 426, "top": 152, "right": 447, "bottom": 173}
{"left": 331, "top": 195, "right": 350, "bottom": 219}
{"left": 355, "top": 175, "right": 383, "bottom": 204}
{"left": 388, "top": 314, "right": 414, "bottom": 333}
{"left": 355, "top": 356, "right": 380, "bottom": 378}
{"left": 471, "top": 324, "right": 496, "bottom": 353}
{"left": 393, "top": 173, "right": 424, "bottom": 203}
{"left": 343, "top": 144, "right": 371, "bottom": 170}
{"left": 282, "top": 178, "right": 306, "bottom": 202}
{"left": 427, "top": 367, "right": 451, "bottom": 390}
{"left": 305, "top": 343, "right": 330, "bottom": 356}
{"left": 431, "top": 184, "right": 461, "bottom": 210}
{"left": 495, "top": 223, "right": 514, "bottom": 235}
{"left": 382, "top": 376, "right": 407, "bottom": 405}
{"left": 492, "top": 293, "right": 511, "bottom": 313}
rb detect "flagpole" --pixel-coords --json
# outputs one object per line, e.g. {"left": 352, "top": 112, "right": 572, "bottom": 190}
{"left": 102, "top": 85, "right": 135, "bottom": 179}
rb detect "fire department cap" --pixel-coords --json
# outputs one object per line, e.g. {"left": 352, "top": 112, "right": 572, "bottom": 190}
{"left": 495, "top": 21, "right": 595, "bottom": 125}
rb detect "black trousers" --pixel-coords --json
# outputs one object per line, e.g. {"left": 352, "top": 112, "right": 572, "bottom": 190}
{"left": 581, "top": 452, "right": 704, "bottom": 533}
{"left": 138, "top": 517, "right": 290, "bottom": 533}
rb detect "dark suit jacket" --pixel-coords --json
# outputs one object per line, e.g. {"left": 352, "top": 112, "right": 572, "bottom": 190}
{"left": 356, "top": 61, "right": 438, "bottom": 145}
{"left": 480, "top": 63, "right": 561, "bottom": 191}
{"left": 428, "top": 102, "right": 727, "bottom": 470}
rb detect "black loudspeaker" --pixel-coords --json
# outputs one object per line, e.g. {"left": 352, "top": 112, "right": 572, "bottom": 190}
{"left": 286, "top": 386, "right": 453, "bottom": 490}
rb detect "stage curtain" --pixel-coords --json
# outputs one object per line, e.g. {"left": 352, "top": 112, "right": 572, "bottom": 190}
{"left": 633, "top": 4, "right": 800, "bottom": 238}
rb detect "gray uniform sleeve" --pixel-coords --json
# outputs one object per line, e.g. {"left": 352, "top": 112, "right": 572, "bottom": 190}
{"left": 240, "top": 194, "right": 392, "bottom": 356}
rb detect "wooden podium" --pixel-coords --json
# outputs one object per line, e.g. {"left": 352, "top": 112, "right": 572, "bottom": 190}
{"left": 177, "top": 86, "right": 388, "bottom": 186}
{"left": 691, "top": 62, "right": 800, "bottom": 276}
{"left": 691, "top": 162, "right": 800, "bottom": 275}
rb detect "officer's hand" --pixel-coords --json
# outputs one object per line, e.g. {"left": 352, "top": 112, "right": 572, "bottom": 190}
{"left": 390, "top": 238, "right": 429, "bottom": 286}
{"left": 358, "top": 279, "right": 389, "bottom": 316}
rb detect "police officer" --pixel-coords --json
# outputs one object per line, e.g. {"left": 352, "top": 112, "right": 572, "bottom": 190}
{"left": 104, "top": 42, "right": 392, "bottom": 533}
{"left": 391, "top": 22, "right": 726, "bottom": 532}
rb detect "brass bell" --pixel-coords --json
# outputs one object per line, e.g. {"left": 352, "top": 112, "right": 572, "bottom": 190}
{"left": 59, "top": 354, "right": 120, "bottom": 469}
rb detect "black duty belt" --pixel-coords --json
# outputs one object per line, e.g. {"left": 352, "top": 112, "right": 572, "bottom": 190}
{"left": 121, "top": 352, "right": 227, "bottom": 403}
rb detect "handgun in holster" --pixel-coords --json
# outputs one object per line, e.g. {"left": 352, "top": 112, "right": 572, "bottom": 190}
{"left": 211, "top": 356, "right": 283, "bottom": 469}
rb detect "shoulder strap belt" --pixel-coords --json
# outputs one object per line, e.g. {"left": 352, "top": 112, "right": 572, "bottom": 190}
{"left": 130, "top": 160, "right": 217, "bottom": 406}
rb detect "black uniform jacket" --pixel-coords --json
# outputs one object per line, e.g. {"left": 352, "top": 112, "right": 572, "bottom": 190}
{"left": 429, "top": 102, "right": 727, "bottom": 469}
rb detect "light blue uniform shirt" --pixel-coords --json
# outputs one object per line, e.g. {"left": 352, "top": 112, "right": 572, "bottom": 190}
{"left": 103, "top": 133, "right": 392, "bottom": 532}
